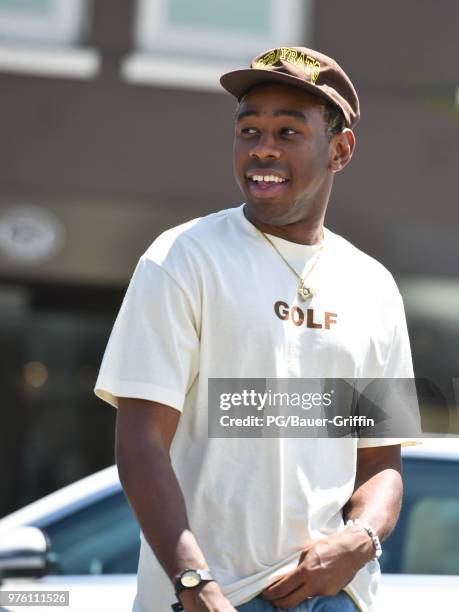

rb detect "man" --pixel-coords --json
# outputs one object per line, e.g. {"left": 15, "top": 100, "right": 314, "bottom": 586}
{"left": 95, "top": 47, "right": 417, "bottom": 611}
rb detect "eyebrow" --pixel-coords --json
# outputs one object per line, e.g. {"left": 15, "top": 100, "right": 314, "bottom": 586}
{"left": 235, "top": 109, "right": 309, "bottom": 123}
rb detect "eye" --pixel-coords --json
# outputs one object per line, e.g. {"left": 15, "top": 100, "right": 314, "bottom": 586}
{"left": 241, "top": 127, "right": 258, "bottom": 135}
{"left": 281, "top": 127, "right": 298, "bottom": 136}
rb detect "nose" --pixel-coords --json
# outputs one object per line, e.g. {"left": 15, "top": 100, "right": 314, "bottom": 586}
{"left": 249, "top": 132, "right": 281, "bottom": 160}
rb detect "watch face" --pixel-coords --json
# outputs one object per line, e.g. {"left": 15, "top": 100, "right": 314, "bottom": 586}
{"left": 181, "top": 570, "right": 201, "bottom": 588}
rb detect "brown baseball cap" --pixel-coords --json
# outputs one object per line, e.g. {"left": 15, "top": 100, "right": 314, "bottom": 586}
{"left": 220, "top": 46, "right": 360, "bottom": 128}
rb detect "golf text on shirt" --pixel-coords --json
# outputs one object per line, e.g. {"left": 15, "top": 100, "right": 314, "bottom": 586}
{"left": 274, "top": 301, "right": 338, "bottom": 329}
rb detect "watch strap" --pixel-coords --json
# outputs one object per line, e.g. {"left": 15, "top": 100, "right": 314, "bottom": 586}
{"left": 195, "top": 569, "right": 213, "bottom": 581}
{"left": 174, "top": 568, "right": 215, "bottom": 593}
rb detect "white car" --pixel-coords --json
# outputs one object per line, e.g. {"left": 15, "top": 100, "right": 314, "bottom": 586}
{"left": 1, "top": 440, "right": 458, "bottom": 612}
{"left": 376, "top": 439, "right": 459, "bottom": 611}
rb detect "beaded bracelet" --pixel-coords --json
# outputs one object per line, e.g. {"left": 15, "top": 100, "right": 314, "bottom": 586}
{"left": 346, "top": 518, "right": 382, "bottom": 559}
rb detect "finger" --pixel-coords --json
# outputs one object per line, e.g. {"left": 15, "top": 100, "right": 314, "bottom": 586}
{"left": 261, "top": 569, "right": 306, "bottom": 600}
{"left": 261, "top": 573, "right": 289, "bottom": 592}
{"left": 296, "top": 545, "right": 312, "bottom": 565}
{"left": 269, "top": 585, "right": 314, "bottom": 610}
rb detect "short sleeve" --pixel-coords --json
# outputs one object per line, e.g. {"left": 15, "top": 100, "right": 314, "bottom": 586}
{"left": 358, "top": 289, "right": 421, "bottom": 449}
{"left": 94, "top": 256, "right": 200, "bottom": 411}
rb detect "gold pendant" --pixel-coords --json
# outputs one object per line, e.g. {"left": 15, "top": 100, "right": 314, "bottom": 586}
{"left": 298, "top": 282, "right": 314, "bottom": 301}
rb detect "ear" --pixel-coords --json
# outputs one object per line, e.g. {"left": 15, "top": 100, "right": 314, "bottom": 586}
{"left": 328, "top": 128, "right": 356, "bottom": 173}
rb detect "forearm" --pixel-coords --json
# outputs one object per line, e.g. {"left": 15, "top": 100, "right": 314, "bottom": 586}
{"left": 343, "top": 447, "right": 403, "bottom": 541}
{"left": 116, "top": 430, "right": 208, "bottom": 582}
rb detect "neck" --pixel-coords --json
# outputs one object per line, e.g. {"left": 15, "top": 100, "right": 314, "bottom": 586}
{"left": 243, "top": 206, "right": 325, "bottom": 245}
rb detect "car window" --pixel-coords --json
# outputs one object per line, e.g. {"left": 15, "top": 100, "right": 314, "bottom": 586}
{"left": 41, "top": 491, "right": 140, "bottom": 575}
{"left": 381, "top": 458, "right": 459, "bottom": 575}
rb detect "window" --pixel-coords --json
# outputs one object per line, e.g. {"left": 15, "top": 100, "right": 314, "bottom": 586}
{"left": 382, "top": 458, "right": 459, "bottom": 575}
{"left": 0, "top": 0, "right": 99, "bottom": 79}
{"left": 123, "top": 0, "right": 312, "bottom": 90}
{"left": 0, "top": 280, "right": 124, "bottom": 518}
{"left": 41, "top": 492, "right": 140, "bottom": 575}
{"left": 0, "top": 0, "right": 87, "bottom": 46}
{"left": 402, "top": 496, "right": 459, "bottom": 574}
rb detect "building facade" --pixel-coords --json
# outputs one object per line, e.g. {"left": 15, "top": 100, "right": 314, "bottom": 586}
{"left": 0, "top": 0, "right": 458, "bottom": 517}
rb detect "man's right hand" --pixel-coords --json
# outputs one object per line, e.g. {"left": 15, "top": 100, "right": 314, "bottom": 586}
{"left": 179, "top": 581, "right": 237, "bottom": 612}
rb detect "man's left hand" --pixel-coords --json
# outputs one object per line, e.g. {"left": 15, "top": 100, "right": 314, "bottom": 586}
{"left": 261, "top": 527, "right": 374, "bottom": 609}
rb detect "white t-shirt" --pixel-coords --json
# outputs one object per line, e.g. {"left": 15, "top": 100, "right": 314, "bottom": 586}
{"left": 95, "top": 205, "right": 417, "bottom": 612}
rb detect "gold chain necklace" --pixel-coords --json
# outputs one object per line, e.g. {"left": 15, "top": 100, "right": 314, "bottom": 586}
{"left": 258, "top": 230, "right": 325, "bottom": 301}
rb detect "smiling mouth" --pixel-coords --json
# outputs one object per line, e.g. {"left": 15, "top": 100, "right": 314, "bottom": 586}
{"left": 246, "top": 174, "right": 290, "bottom": 197}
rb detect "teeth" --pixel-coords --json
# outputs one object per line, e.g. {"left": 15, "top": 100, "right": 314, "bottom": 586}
{"left": 251, "top": 175, "right": 286, "bottom": 183}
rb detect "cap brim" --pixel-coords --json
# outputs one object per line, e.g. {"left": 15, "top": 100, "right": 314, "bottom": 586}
{"left": 220, "top": 68, "right": 350, "bottom": 126}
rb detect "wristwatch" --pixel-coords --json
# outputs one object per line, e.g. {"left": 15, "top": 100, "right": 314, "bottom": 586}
{"left": 174, "top": 568, "right": 215, "bottom": 595}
